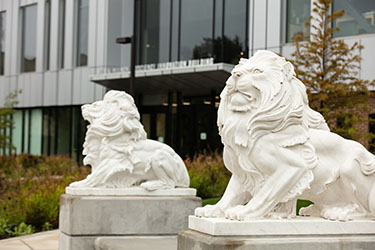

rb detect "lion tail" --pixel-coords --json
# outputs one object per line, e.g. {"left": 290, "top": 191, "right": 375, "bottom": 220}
{"left": 353, "top": 145, "right": 375, "bottom": 215}
{"left": 369, "top": 182, "right": 375, "bottom": 216}
{"left": 354, "top": 146, "right": 375, "bottom": 176}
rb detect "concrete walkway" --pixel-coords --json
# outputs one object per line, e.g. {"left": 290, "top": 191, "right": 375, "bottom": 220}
{"left": 0, "top": 230, "right": 58, "bottom": 250}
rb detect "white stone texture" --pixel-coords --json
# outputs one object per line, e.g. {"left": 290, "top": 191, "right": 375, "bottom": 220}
{"left": 189, "top": 216, "right": 375, "bottom": 236}
{"left": 59, "top": 194, "right": 201, "bottom": 235}
{"left": 95, "top": 236, "right": 177, "bottom": 250}
{"left": 65, "top": 187, "right": 196, "bottom": 196}
{"left": 68, "top": 90, "right": 190, "bottom": 191}
{"left": 195, "top": 50, "right": 375, "bottom": 221}
{"left": 178, "top": 230, "right": 375, "bottom": 250}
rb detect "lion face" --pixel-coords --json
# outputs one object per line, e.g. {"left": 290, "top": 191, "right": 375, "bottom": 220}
{"left": 224, "top": 50, "right": 295, "bottom": 113}
{"left": 81, "top": 90, "right": 147, "bottom": 166}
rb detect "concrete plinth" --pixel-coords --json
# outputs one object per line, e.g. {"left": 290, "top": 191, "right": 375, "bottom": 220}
{"left": 59, "top": 193, "right": 201, "bottom": 250}
{"left": 178, "top": 216, "right": 375, "bottom": 250}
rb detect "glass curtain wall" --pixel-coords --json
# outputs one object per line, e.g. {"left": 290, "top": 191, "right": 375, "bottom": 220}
{"left": 4, "top": 107, "right": 86, "bottom": 163}
{"left": 286, "top": 0, "right": 310, "bottom": 43}
{"left": 76, "top": 0, "right": 89, "bottom": 66}
{"left": 137, "top": 0, "right": 249, "bottom": 65}
{"left": 138, "top": 0, "right": 170, "bottom": 64}
{"left": 333, "top": 0, "right": 375, "bottom": 37}
{"left": 0, "top": 12, "right": 5, "bottom": 75}
{"left": 180, "top": 0, "right": 213, "bottom": 60}
{"left": 45, "top": 0, "right": 51, "bottom": 70}
{"left": 59, "top": 0, "right": 66, "bottom": 68}
{"left": 223, "top": 0, "right": 248, "bottom": 64}
{"left": 21, "top": 4, "right": 37, "bottom": 73}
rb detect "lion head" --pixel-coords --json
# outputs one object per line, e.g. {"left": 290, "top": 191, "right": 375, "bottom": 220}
{"left": 82, "top": 90, "right": 147, "bottom": 167}
{"left": 218, "top": 50, "right": 328, "bottom": 143}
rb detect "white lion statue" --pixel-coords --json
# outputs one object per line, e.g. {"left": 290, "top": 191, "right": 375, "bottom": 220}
{"left": 69, "top": 90, "right": 190, "bottom": 191}
{"left": 195, "top": 50, "right": 375, "bottom": 221}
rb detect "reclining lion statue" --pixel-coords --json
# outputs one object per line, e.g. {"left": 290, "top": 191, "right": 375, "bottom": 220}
{"left": 69, "top": 90, "right": 190, "bottom": 191}
{"left": 195, "top": 50, "right": 375, "bottom": 221}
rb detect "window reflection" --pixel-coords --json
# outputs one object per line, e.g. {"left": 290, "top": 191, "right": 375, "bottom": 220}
{"left": 286, "top": 0, "right": 310, "bottom": 43}
{"left": 139, "top": 0, "right": 170, "bottom": 64}
{"left": 180, "top": 0, "right": 213, "bottom": 60}
{"left": 0, "top": 12, "right": 5, "bottom": 75}
{"left": 21, "top": 4, "right": 37, "bottom": 73}
{"left": 45, "top": 0, "right": 51, "bottom": 71}
{"left": 59, "top": 0, "right": 66, "bottom": 68}
{"left": 137, "top": 0, "right": 249, "bottom": 65}
{"left": 333, "top": 0, "right": 375, "bottom": 37}
{"left": 224, "top": 0, "right": 247, "bottom": 63}
{"left": 77, "top": 0, "right": 89, "bottom": 66}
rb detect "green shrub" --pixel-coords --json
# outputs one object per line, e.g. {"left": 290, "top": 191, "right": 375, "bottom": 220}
{"left": 185, "top": 152, "right": 231, "bottom": 199}
{"left": 0, "top": 154, "right": 90, "bottom": 239}
{"left": 11, "top": 222, "right": 34, "bottom": 237}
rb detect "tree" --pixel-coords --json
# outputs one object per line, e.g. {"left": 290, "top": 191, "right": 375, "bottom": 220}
{"left": 290, "top": 0, "right": 375, "bottom": 140}
{"left": 0, "top": 90, "right": 21, "bottom": 153}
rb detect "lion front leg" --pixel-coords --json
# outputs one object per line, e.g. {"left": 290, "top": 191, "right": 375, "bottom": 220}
{"left": 195, "top": 174, "right": 251, "bottom": 218}
{"left": 225, "top": 144, "right": 310, "bottom": 221}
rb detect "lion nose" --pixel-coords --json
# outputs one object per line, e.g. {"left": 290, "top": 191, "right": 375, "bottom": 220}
{"left": 234, "top": 72, "right": 242, "bottom": 78}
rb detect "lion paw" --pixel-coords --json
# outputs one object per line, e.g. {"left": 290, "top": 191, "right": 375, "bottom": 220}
{"left": 299, "top": 204, "right": 320, "bottom": 217}
{"left": 140, "top": 180, "right": 173, "bottom": 191}
{"left": 268, "top": 211, "right": 295, "bottom": 219}
{"left": 224, "top": 205, "right": 249, "bottom": 221}
{"left": 195, "top": 205, "right": 225, "bottom": 218}
{"left": 321, "top": 204, "right": 365, "bottom": 221}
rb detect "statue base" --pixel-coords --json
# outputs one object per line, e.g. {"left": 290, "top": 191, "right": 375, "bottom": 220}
{"left": 178, "top": 216, "right": 375, "bottom": 250}
{"left": 59, "top": 193, "right": 201, "bottom": 250}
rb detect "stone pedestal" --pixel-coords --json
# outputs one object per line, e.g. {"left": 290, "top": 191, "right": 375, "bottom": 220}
{"left": 178, "top": 216, "right": 375, "bottom": 250}
{"left": 59, "top": 188, "right": 201, "bottom": 250}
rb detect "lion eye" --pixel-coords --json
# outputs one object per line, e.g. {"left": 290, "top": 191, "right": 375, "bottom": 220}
{"left": 253, "top": 69, "right": 263, "bottom": 74}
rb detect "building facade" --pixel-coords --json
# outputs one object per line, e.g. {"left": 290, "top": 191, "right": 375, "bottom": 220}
{"left": 0, "top": 0, "right": 374, "bottom": 160}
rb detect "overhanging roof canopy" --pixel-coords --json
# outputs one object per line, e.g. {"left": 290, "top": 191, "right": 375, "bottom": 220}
{"left": 90, "top": 63, "right": 234, "bottom": 95}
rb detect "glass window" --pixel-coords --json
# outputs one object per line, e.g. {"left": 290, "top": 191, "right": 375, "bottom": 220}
{"left": 23, "top": 110, "right": 30, "bottom": 152}
{"left": 171, "top": 0, "right": 179, "bottom": 61}
{"left": 286, "top": 0, "right": 310, "bottom": 43}
{"left": 45, "top": 0, "right": 51, "bottom": 70}
{"left": 139, "top": 0, "right": 171, "bottom": 64}
{"left": 142, "top": 114, "right": 151, "bottom": 139}
{"left": 42, "top": 108, "right": 56, "bottom": 155}
{"left": 11, "top": 110, "right": 22, "bottom": 154}
{"left": 59, "top": 0, "right": 66, "bottom": 68}
{"left": 223, "top": 0, "right": 247, "bottom": 64}
{"left": 180, "top": 0, "right": 213, "bottom": 60}
{"left": 156, "top": 113, "right": 166, "bottom": 142}
{"left": 76, "top": 0, "right": 89, "bottom": 66}
{"left": 57, "top": 107, "right": 71, "bottom": 155}
{"left": 0, "top": 12, "right": 5, "bottom": 75}
{"left": 333, "top": 0, "right": 375, "bottom": 37}
{"left": 30, "top": 109, "right": 42, "bottom": 155}
{"left": 21, "top": 4, "right": 37, "bottom": 73}
{"left": 71, "top": 106, "right": 86, "bottom": 163}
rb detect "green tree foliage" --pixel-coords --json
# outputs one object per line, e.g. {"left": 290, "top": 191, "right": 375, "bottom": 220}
{"left": 0, "top": 90, "right": 21, "bottom": 152}
{"left": 290, "top": 0, "right": 375, "bottom": 140}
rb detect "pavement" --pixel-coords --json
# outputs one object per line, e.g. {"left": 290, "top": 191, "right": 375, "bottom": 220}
{"left": 0, "top": 230, "right": 58, "bottom": 250}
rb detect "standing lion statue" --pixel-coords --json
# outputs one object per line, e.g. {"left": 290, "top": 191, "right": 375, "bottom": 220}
{"left": 195, "top": 50, "right": 375, "bottom": 221}
{"left": 69, "top": 90, "right": 190, "bottom": 191}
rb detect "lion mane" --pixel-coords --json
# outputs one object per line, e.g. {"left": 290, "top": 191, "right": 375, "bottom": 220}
{"left": 217, "top": 50, "right": 329, "bottom": 196}
{"left": 70, "top": 90, "right": 189, "bottom": 189}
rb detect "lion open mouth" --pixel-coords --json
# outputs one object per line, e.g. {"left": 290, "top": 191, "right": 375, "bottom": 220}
{"left": 228, "top": 92, "right": 256, "bottom": 112}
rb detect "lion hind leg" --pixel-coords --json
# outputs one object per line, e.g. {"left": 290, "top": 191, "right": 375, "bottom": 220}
{"left": 321, "top": 203, "right": 368, "bottom": 221}
{"left": 299, "top": 204, "right": 321, "bottom": 217}
{"left": 140, "top": 180, "right": 173, "bottom": 191}
{"left": 140, "top": 151, "right": 177, "bottom": 191}
{"left": 268, "top": 199, "right": 297, "bottom": 219}
{"left": 368, "top": 182, "right": 375, "bottom": 216}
